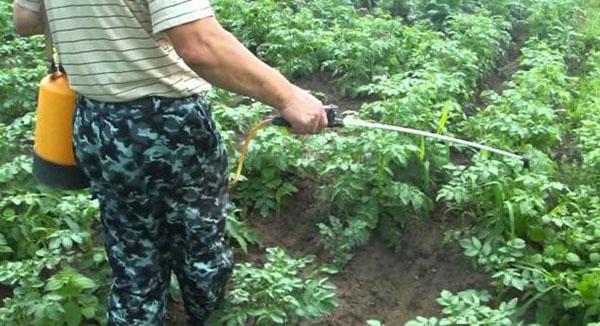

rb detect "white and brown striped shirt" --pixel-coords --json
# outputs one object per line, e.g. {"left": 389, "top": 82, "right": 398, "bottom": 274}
{"left": 15, "top": 0, "right": 214, "bottom": 102}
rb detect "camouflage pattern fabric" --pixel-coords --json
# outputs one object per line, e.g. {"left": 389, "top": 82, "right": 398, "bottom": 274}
{"left": 73, "top": 95, "right": 234, "bottom": 325}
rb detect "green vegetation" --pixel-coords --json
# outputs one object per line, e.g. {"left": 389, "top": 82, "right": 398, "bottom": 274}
{"left": 406, "top": 290, "right": 520, "bottom": 326}
{"left": 580, "top": 0, "right": 600, "bottom": 41}
{"left": 2, "top": 0, "right": 600, "bottom": 324}
{"left": 209, "top": 248, "right": 337, "bottom": 325}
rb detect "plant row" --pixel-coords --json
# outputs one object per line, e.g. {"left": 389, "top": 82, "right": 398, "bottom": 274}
{"left": 411, "top": 1, "right": 600, "bottom": 324}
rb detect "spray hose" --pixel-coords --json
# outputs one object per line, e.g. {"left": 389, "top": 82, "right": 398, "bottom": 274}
{"left": 230, "top": 118, "right": 274, "bottom": 189}
{"left": 229, "top": 105, "right": 529, "bottom": 190}
{"left": 229, "top": 105, "right": 342, "bottom": 190}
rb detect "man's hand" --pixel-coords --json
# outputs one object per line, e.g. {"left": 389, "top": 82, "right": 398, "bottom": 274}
{"left": 167, "top": 17, "right": 328, "bottom": 134}
{"left": 279, "top": 86, "right": 327, "bottom": 134}
{"left": 13, "top": 3, "right": 43, "bottom": 37}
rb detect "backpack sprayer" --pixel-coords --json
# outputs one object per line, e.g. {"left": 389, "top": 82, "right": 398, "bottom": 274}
{"left": 31, "top": 12, "right": 89, "bottom": 190}
{"left": 230, "top": 105, "right": 530, "bottom": 188}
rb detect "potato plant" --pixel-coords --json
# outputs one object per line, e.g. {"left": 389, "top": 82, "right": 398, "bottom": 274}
{"left": 573, "top": 52, "right": 600, "bottom": 184}
{"left": 405, "top": 0, "right": 481, "bottom": 27}
{"left": 406, "top": 290, "right": 520, "bottom": 326}
{"left": 312, "top": 129, "right": 433, "bottom": 259}
{"left": 429, "top": 4, "right": 600, "bottom": 323}
{"left": 0, "top": 1, "right": 45, "bottom": 121}
{"left": 209, "top": 248, "right": 338, "bottom": 325}
{"left": 461, "top": 41, "right": 572, "bottom": 152}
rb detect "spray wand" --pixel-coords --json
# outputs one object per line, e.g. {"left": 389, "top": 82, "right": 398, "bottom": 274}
{"left": 229, "top": 105, "right": 530, "bottom": 189}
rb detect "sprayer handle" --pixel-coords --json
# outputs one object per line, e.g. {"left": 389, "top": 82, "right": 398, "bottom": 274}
{"left": 270, "top": 116, "right": 292, "bottom": 127}
{"left": 271, "top": 105, "right": 343, "bottom": 128}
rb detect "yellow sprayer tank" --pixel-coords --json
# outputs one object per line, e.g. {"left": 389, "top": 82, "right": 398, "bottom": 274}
{"left": 32, "top": 72, "right": 89, "bottom": 190}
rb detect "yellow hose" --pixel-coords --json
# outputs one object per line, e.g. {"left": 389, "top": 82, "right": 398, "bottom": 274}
{"left": 229, "top": 118, "right": 274, "bottom": 190}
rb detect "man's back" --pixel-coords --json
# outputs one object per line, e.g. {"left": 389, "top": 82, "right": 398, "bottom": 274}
{"left": 16, "top": 0, "right": 213, "bottom": 102}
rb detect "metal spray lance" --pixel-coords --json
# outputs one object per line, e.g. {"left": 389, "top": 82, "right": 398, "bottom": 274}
{"left": 230, "top": 105, "right": 530, "bottom": 189}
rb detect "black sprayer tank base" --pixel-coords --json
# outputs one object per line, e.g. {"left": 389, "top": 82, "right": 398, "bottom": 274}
{"left": 32, "top": 153, "right": 90, "bottom": 190}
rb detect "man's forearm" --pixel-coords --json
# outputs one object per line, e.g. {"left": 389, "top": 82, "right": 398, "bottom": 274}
{"left": 189, "top": 30, "right": 295, "bottom": 110}
{"left": 168, "top": 18, "right": 295, "bottom": 111}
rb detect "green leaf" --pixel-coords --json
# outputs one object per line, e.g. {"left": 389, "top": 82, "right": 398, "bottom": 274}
{"left": 505, "top": 201, "right": 515, "bottom": 239}
{"left": 63, "top": 301, "right": 82, "bottom": 326}
{"left": 535, "top": 302, "right": 556, "bottom": 325}
{"left": 472, "top": 237, "right": 482, "bottom": 250}
{"left": 81, "top": 306, "right": 96, "bottom": 319}
{"left": 566, "top": 253, "right": 581, "bottom": 263}
{"left": 528, "top": 226, "right": 546, "bottom": 242}
{"left": 45, "top": 278, "right": 64, "bottom": 292}
{"left": 62, "top": 237, "right": 74, "bottom": 250}
{"left": 73, "top": 274, "right": 96, "bottom": 290}
{"left": 419, "top": 137, "right": 426, "bottom": 162}
{"left": 436, "top": 102, "right": 452, "bottom": 134}
{"left": 576, "top": 272, "right": 600, "bottom": 300}
{"left": 319, "top": 265, "right": 339, "bottom": 275}
{"left": 269, "top": 313, "right": 285, "bottom": 324}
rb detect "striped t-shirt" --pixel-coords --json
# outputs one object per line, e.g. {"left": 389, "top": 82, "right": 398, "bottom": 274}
{"left": 15, "top": 0, "right": 214, "bottom": 102}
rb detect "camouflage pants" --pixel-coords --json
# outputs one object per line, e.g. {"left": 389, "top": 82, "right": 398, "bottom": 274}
{"left": 73, "top": 95, "right": 234, "bottom": 325}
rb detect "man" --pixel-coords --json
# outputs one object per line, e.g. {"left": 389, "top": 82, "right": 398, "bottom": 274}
{"left": 13, "top": 0, "right": 327, "bottom": 325}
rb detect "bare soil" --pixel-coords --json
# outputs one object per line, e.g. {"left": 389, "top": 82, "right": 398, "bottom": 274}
{"left": 327, "top": 220, "right": 490, "bottom": 325}
{"left": 555, "top": 133, "right": 580, "bottom": 163}
{"left": 0, "top": 285, "right": 12, "bottom": 308}
{"left": 471, "top": 25, "right": 529, "bottom": 114}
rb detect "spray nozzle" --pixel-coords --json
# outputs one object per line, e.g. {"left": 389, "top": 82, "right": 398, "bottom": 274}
{"left": 271, "top": 105, "right": 344, "bottom": 128}
{"left": 325, "top": 105, "right": 344, "bottom": 127}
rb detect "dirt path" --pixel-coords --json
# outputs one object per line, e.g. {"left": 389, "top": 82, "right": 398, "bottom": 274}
{"left": 0, "top": 285, "right": 12, "bottom": 308}
{"left": 471, "top": 24, "right": 528, "bottom": 113}
{"left": 327, "top": 223, "right": 489, "bottom": 325}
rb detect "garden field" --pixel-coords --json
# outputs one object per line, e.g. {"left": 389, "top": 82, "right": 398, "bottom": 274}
{"left": 2, "top": 0, "right": 600, "bottom": 325}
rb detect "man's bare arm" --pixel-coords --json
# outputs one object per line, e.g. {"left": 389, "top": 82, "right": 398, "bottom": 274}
{"left": 167, "top": 17, "right": 327, "bottom": 134}
{"left": 13, "top": 3, "right": 43, "bottom": 37}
